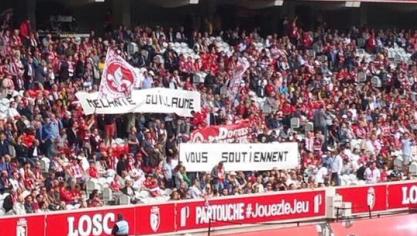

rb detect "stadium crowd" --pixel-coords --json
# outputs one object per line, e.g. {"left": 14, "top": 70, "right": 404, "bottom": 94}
{"left": 0, "top": 11, "right": 417, "bottom": 215}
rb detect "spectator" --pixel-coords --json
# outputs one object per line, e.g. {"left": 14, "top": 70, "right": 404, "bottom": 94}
{"left": 402, "top": 131, "right": 413, "bottom": 165}
{"left": 121, "top": 179, "right": 137, "bottom": 204}
{"left": 329, "top": 149, "right": 343, "bottom": 186}
{"left": 0, "top": 133, "right": 10, "bottom": 157}
{"left": 112, "top": 213, "right": 129, "bottom": 236}
{"left": 211, "top": 161, "right": 225, "bottom": 191}
{"left": 364, "top": 162, "right": 381, "bottom": 184}
{"left": 88, "top": 189, "right": 103, "bottom": 207}
{"left": 188, "top": 179, "right": 202, "bottom": 199}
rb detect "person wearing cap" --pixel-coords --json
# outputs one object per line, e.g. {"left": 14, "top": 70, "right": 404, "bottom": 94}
{"left": 112, "top": 214, "right": 129, "bottom": 236}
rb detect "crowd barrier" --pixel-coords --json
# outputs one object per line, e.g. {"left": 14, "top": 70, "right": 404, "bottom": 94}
{"left": 1, "top": 180, "right": 416, "bottom": 236}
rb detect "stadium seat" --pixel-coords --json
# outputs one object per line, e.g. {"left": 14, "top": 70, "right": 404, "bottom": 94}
{"left": 86, "top": 179, "right": 100, "bottom": 197}
{"left": 103, "top": 188, "right": 113, "bottom": 204}
{"left": 409, "top": 162, "right": 417, "bottom": 176}
{"left": 290, "top": 117, "right": 300, "bottom": 129}
{"left": 119, "top": 194, "right": 131, "bottom": 205}
{"left": 305, "top": 122, "right": 314, "bottom": 133}
{"left": 393, "top": 155, "right": 403, "bottom": 168}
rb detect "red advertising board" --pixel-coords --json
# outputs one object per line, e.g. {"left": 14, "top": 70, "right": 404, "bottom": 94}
{"left": 387, "top": 181, "right": 417, "bottom": 209}
{"left": 3, "top": 181, "right": 417, "bottom": 236}
{"left": 45, "top": 206, "right": 136, "bottom": 236}
{"left": 175, "top": 190, "right": 326, "bottom": 231}
{"left": 1, "top": 214, "right": 45, "bottom": 236}
{"left": 336, "top": 184, "right": 387, "bottom": 213}
{"left": 135, "top": 203, "right": 176, "bottom": 235}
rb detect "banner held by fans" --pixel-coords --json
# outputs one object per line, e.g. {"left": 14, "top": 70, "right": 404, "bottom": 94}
{"left": 180, "top": 143, "right": 299, "bottom": 172}
{"left": 76, "top": 88, "right": 201, "bottom": 117}
{"left": 190, "top": 120, "right": 254, "bottom": 143}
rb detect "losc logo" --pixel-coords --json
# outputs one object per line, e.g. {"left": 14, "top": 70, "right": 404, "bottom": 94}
{"left": 314, "top": 194, "right": 323, "bottom": 213}
{"left": 401, "top": 185, "right": 417, "bottom": 204}
{"left": 180, "top": 206, "right": 190, "bottom": 227}
{"left": 150, "top": 206, "right": 160, "bottom": 232}
{"left": 67, "top": 213, "right": 115, "bottom": 236}
{"left": 16, "top": 218, "right": 28, "bottom": 236}
{"left": 367, "top": 187, "right": 376, "bottom": 210}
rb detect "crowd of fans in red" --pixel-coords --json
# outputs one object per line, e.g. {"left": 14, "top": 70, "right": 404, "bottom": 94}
{"left": 0, "top": 12, "right": 417, "bottom": 215}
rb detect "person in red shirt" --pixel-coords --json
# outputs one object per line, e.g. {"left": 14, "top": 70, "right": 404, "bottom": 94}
{"left": 191, "top": 109, "right": 208, "bottom": 128}
{"left": 144, "top": 176, "right": 160, "bottom": 197}
{"left": 20, "top": 130, "right": 36, "bottom": 148}
{"left": 366, "top": 32, "right": 377, "bottom": 53}
{"left": 19, "top": 19, "right": 31, "bottom": 43}
{"left": 302, "top": 32, "right": 313, "bottom": 49}
{"left": 59, "top": 182, "right": 76, "bottom": 204}
{"left": 87, "top": 161, "right": 99, "bottom": 179}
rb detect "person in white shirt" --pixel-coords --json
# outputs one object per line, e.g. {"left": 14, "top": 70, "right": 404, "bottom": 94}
{"left": 315, "top": 164, "right": 329, "bottom": 186}
{"left": 364, "top": 162, "right": 381, "bottom": 184}
{"left": 130, "top": 169, "right": 145, "bottom": 191}
{"left": 330, "top": 150, "right": 343, "bottom": 186}
{"left": 141, "top": 71, "right": 154, "bottom": 89}
{"left": 188, "top": 179, "right": 202, "bottom": 199}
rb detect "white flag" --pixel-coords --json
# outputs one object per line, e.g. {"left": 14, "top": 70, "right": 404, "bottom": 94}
{"left": 99, "top": 49, "right": 141, "bottom": 99}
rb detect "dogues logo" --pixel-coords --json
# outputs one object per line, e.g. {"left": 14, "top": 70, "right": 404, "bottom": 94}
{"left": 105, "top": 61, "right": 135, "bottom": 95}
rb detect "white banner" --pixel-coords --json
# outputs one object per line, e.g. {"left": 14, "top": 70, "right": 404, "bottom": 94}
{"left": 76, "top": 88, "right": 201, "bottom": 117}
{"left": 179, "top": 143, "right": 299, "bottom": 172}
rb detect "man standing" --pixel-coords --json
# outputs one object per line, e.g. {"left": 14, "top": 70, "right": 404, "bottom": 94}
{"left": 112, "top": 214, "right": 129, "bottom": 236}
{"left": 211, "top": 161, "right": 225, "bottom": 191}
{"left": 329, "top": 149, "right": 343, "bottom": 186}
{"left": 41, "top": 115, "right": 61, "bottom": 157}
{"left": 313, "top": 105, "right": 329, "bottom": 143}
{"left": 401, "top": 131, "right": 413, "bottom": 165}
{"left": 0, "top": 133, "right": 10, "bottom": 157}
